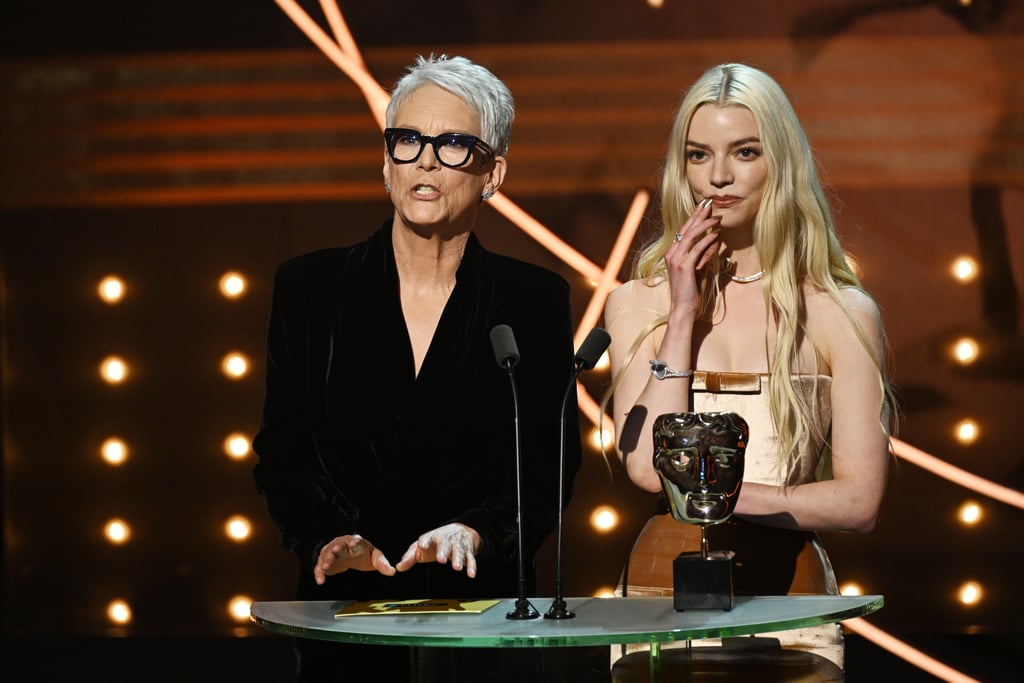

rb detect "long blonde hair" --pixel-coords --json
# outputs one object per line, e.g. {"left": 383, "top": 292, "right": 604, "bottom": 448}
{"left": 603, "top": 63, "right": 898, "bottom": 476}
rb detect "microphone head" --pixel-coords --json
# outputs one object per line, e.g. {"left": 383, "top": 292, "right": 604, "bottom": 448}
{"left": 575, "top": 327, "right": 611, "bottom": 371}
{"left": 489, "top": 324, "right": 520, "bottom": 369}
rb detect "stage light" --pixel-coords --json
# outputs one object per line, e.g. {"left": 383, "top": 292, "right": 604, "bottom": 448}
{"left": 951, "top": 337, "right": 979, "bottom": 365}
{"left": 957, "top": 500, "right": 983, "bottom": 526}
{"left": 844, "top": 252, "right": 862, "bottom": 279}
{"left": 589, "top": 505, "right": 619, "bottom": 533}
{"left": 219, "top": 271, "right": 247, "bottom": 299}
{"left": 228, "top": 595, "right": 253, "bottom": 623}
{"left": 100, "top": 356, "right": 129, "bottom": 384}
{"left": 954, "top": 419, "right": 979, "bottom": 445}
{"left": 101, "top": 437, "right": 129, "bottom": 465}
{"left": 221, "top": 352, "right": 249, "bottom": 379}
{"left": 589, "top": 426, "right": 612, "bottom": 451}
{"left": 97, "top": 275, "right": 125, "bottom": 304}
{"left": 951, "top": 256, "right": 978, "bottom": 283}
{"left": 225, "top": 515, "right": 252, "bottom": 542}
{"left": 106, "top": 599, "right": 132, "bottom": 626}
{"left": 957, "top": 581, "right": 982, "bottom": 606}
{"left": 840, "top": 582, "right": 864, "bottom": 596}
{"left": 104, "top": 518, "right": 131, "bottom": 545}
{"left": 223, "top": 433, "right": 251, "bottom": 460}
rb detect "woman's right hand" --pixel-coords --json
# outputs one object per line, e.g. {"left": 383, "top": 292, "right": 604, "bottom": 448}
{"left": 664, "top": 198, "right": 720, "bottom": 319}
{"left": 313, "top": 534, "right": 396, "bottom": 585}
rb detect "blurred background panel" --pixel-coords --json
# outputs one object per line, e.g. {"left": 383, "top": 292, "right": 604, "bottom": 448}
{"left": 2, "top": 1, "right": 1021, "bottom": 681}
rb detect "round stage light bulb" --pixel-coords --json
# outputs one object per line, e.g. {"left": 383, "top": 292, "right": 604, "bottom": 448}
{"left": 101, "top": 438, "right": 129, "bottom": 465}
{"left": 100, "top": 356, "right": 129, "bottom": 384}
{"left": 951, "top": 337, "right": 979, "bottom": 365}
{"left": 957, "top": 501, "right": 983, "bottom": 526}
{"left": 589, "top": 505, "right": 619, "bottom": 532}
{"left": 98, "top": 276, "right": 125, "bottom": 303}
{"left": 106, "top": 599, "right": 132, "bottom": 625}
{"left": 224, "top": 433, "right": 251, "bottom": 459}
{"left": 219, "top": 271, "right": 247, "bottom": 299}
{"left": 228, "top": 595, "right": 253, "bottom": 622}
{"left": 221, "top": 352, "right": 249, "bottom": 379}
{"left": 225, "top": 515, "right": 252, "bottom": 541}
{"left": 954, "top": 419, "right": 979, "bottom": 444}
{"left": 104, "top": 518, "right": 131, "bottom": 544}
{"left": 957, "top": 581, "right": 983, "bottom": 606}
{"left": 951, "top": 256, "right": 978, "bottom": 282}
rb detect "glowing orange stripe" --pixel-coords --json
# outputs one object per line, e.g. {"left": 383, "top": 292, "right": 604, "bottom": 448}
{"left": 318, "top": 0, "right": 364, "bottom": 68}
{"left": 569, "top": 190, "right": 646, "bottom": 431}
{"left": 573, "top": 189, "right": 646, "bottom": 346}
{"left": 273, "top": 0, "right": 389, "bottom": 127}
{"left": 487, "top": 193, "right": 605, "bottom": 283}
{"left": 842, "top": 617, "right": 981, "bottom": 683}
{"left": 891, "top": 437, "right": 1024, "bottom": 509}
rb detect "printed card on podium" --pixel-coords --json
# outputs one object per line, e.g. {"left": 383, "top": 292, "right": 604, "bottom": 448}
{"left": 335, "top": 598, "right": 501, "bottom": 618}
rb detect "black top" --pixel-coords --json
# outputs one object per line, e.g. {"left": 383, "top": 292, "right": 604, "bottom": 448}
{"left": 252, "top": 220, "right": 582, "bottom": 602}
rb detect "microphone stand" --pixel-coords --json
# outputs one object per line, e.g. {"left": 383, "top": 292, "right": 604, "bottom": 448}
{"left": 544, "top": 363, "right": 582, "bottom": 620}
{"left": 502, "top": 357, "right": 539, "bottom": 620}
{"left": 545, "top": 327, "right": 610, "bottom": 620}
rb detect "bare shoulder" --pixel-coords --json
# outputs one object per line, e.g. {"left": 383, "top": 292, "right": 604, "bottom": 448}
{"left": 807, "top": 284, "right": 880, "bottom": 321}
{"left": 806, "top": 284, "right": 885, "bottom": 362}
{"left": 606, "top": 278, "right": 667, "bottom": 317}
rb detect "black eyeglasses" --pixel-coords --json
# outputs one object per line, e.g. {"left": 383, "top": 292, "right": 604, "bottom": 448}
{"left": 383, "top": 127, "right": 494, "bottom": 168}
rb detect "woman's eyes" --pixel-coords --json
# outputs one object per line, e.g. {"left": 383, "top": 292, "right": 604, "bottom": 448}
{"left": 440, "top": 136, "right": 472, "bottom": 150}
{"left": 686, "top": 147, "right": 761, "bottom": 161}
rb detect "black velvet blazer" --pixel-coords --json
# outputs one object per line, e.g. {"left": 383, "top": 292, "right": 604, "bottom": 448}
{"left": 253, "top": 221, "right": 582, "bottom": 601}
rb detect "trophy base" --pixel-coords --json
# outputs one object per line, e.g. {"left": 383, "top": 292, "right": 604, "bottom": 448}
{"left": 672, "top": 549, "right": 735, "bottom": 611}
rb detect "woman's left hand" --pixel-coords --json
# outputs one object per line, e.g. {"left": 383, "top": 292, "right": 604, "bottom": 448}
{"left": 395, "top": 523, "right": 480, "bottom": 577}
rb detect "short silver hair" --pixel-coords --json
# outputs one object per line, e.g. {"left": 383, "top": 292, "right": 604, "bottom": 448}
{"left": 385, "top": 54, "right": 515, "bottom": 157}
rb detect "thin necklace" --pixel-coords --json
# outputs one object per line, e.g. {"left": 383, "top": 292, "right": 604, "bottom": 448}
{"left": 722, "top": 257, "right": 764, "bottom": 283}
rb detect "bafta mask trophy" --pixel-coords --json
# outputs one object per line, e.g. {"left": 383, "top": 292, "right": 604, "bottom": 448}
{"left": 653, "top": 411, "right": 748, "bottom": 611}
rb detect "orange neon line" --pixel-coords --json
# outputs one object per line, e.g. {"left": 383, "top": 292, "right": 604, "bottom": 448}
{"left": 891, "top": 437, "right": 1024, "bottom": 509}
{"left": 273, "top": 0, "right": 389, "bottom": 127}
{"left": 842, "top": 617, "right": 981, "bottom": 683}
{"left": 318, "top": 0, "right": 364, "bottom": 68}
{"left": 487, "top": 193, "right": 605, "bottom": 283}
{"left": 573, "top": 189, "right": 645, "bottom": 346}
{"left": 576, "top": 382, "right": 606, "bottom": 431}
{"left": 568, "top": 190, "right": 646, "bottom": 433}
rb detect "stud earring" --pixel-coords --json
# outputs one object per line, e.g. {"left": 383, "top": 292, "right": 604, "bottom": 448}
{"left": 481, "top": 189, "right": 495, "bottom": 201}
{"left": 384, "top": 181, "right": 391, "bottom": 194}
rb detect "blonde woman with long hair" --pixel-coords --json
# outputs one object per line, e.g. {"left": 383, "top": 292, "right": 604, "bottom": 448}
{"left": 603, "top": 63, "right": 898, "bottom": 680}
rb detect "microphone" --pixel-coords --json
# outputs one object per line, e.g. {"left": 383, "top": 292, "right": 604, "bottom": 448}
{"left": 489, "top": 323, "right": 520, "bottom": 369}
{"left": 574, "top": 327, "right": 612, "bottom": 372}
{"left": 545, "top": 327, "right": 611, "bottom": 620}
{"left": 490, "top": 324, "right": 538, "bottom": 620}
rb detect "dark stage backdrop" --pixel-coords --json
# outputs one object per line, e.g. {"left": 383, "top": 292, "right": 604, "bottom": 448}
{"left": 2, "top": 1, "right": 1022, "bottom": 681}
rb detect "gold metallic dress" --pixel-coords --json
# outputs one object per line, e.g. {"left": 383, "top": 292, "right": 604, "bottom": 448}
{"left": 613, "top": 371, "right": 845, "bottom": 673}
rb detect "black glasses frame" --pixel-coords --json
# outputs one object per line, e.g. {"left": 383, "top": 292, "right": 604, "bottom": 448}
{"left": 383, "top": 127, "right": 495, "bottom": 168}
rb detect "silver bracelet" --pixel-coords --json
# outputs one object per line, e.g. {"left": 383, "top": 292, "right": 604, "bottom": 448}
{"left": 649, "top": 359, "right": 693, "bottom": 380}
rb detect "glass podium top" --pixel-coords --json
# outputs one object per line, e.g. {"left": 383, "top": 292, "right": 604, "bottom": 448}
{"left": 250, "top": 595, "right": 882, "bottom": 648}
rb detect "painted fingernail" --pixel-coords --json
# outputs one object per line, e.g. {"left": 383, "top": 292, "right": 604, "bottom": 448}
{"left": 701, "top": 198, "right": 712, "bottom": 208}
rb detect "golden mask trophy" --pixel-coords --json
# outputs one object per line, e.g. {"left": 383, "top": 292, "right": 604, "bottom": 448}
{"left": 653, "top": 411, "right": 748, "bottom": 611}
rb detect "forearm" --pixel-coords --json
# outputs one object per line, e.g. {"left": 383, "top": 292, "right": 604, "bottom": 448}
{"left": 254, "top": 453, "right": 359, "bottom": 567}
{"left": 615, "top": 317, "right": 697, "bottom": 492}
{"left": 733, "top": 477, "right": 885, "bottom": 534}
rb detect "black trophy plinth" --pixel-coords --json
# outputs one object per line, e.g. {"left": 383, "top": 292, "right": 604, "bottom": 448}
{"left": 672, "top": 548, "right": 735, "bottom": 611}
